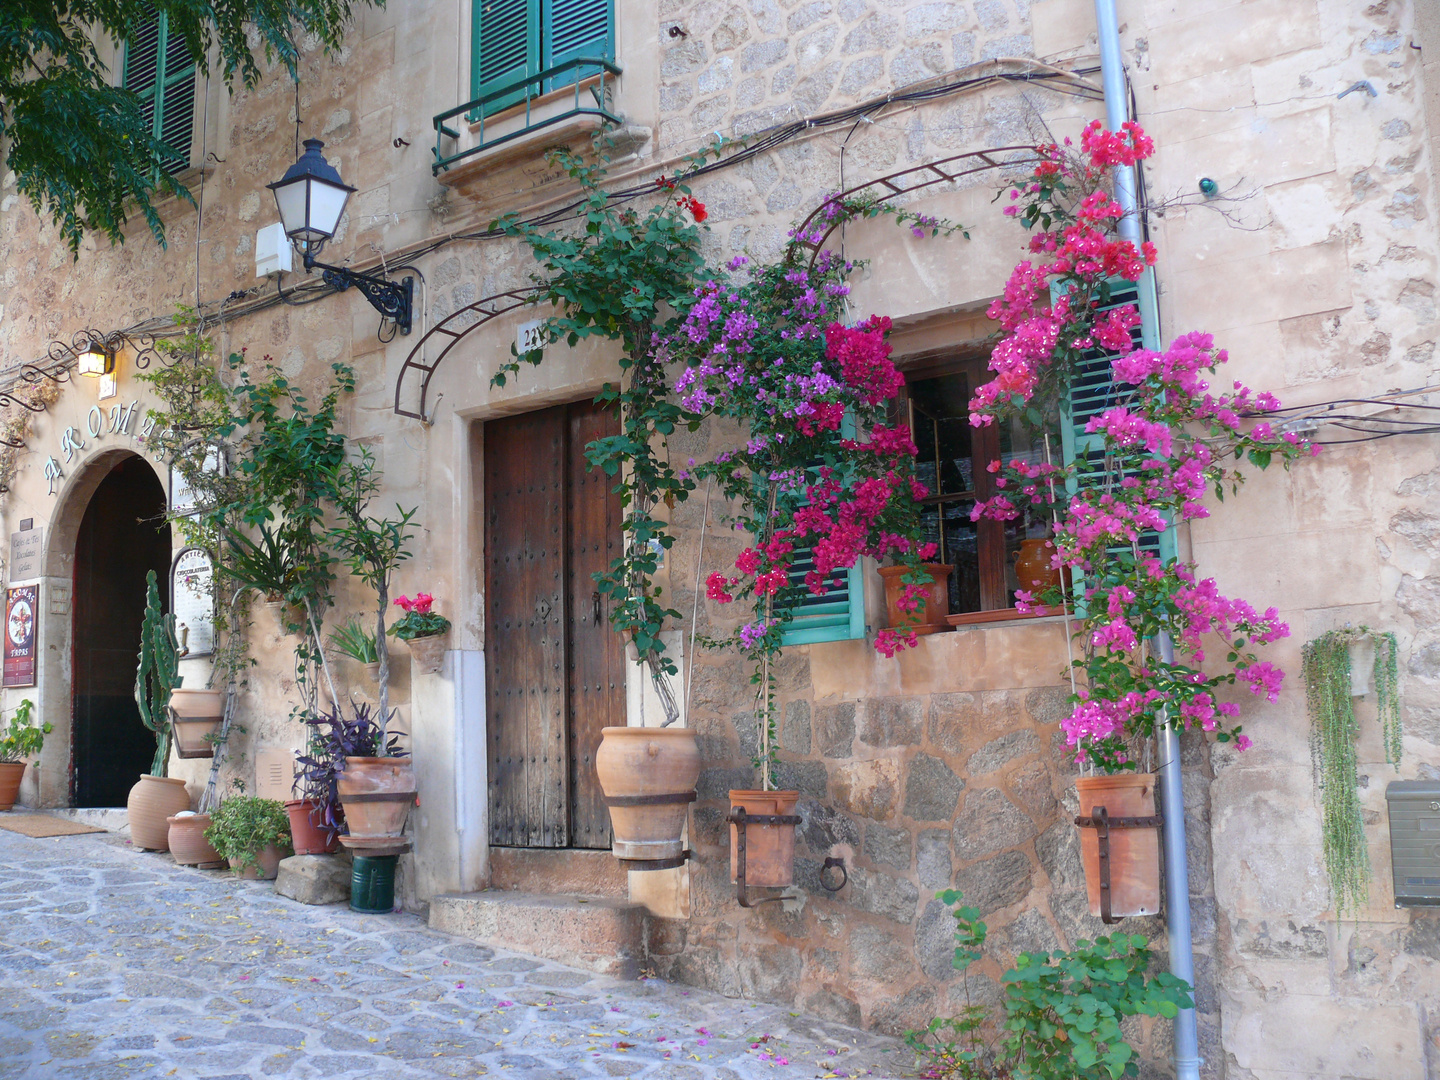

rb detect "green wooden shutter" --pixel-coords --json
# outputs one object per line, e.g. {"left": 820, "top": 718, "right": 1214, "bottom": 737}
{"left": 1057, "top": 274, "right": 1178, "bottom": 567}
{"left": 472, "top": 0, "right": 541, "bottom": 115}
{"left": 542, "top": 0, "right": 612, "bottom": 89}
{"left": 123, "top": 11, "right": 195, "bottom": 174}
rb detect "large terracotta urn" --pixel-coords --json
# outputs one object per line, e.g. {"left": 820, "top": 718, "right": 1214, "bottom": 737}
{"left": 127, "top": 775, "right": 191, "bottom": 851}
{"left": 337, "top": 757, "right": 415, "bottom": 840}
{"left": 1075, "top": 773, "right": 1161, "bottom": 919}
{"left": 595, "top": 726, "right": 700, "bottom": 864}
{"left": 167, "top": 813, "right": 225, "bottom": 868}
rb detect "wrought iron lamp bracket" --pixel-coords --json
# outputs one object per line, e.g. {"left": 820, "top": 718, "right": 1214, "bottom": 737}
{"left": 303, "top": 251, "right": 414, "bottom": 336}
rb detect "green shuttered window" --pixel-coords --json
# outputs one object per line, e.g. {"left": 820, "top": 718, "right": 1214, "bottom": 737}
{"left": 1057, "top": 278, "right": 1178, "bottom": 565}
{"left": 471, "top": 0, "right": 613, "bottom": 114}
{"left": 123, "top": 11, "right": 196, "bottom": 174}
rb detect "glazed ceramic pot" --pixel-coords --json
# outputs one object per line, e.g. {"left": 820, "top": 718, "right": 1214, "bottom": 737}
{"left": 407, "top": 634, "right": 447, "bottom": 676}
{"left": 1075, "top": 773, "right": 1161, "bottom": 919}
{"left": 1014, "top": 538, "right": 1062, "bottom": 594}
{"left": 0, "top": 761, "right": 25, "bottom": 812}
{"left": 337, "top": 758, "right": 415, "bottom": 839}
{"left": 729, "top": 789, "right": 799, "bottom": 887}
{"left": 878, "top": 564, "right": 953, "bottom": 635}
{"left": 167, "top": 813, "right": 225, "bottom": 868}
{"left": 594, "top": 726, "right": 701, "bottom": 863}
{"left": 285, "top": 798, "right": 340, "bottom": 855}
{"left": 127, "top": 775, "right": 191, "bottom": 851}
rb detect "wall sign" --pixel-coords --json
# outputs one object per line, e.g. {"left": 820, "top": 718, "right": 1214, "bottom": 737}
{"left": 172, "top": 547, "right": 215, "bottom": 658}
{"left": 4, "top": 585, "right": 37, "bottom": 687}
{"left": 8, "top": 528, "right": 42, "bottom": 583}
{"left": 42, "top": 401, "right": 155, "bottom": 496}
{"left": 170, "top": 444, "right": 224, "bottom": 518}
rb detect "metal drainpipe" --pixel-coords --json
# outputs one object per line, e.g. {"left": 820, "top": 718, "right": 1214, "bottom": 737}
{"left": 1092, "top": 3, "right": 1203, "bottom": 1079}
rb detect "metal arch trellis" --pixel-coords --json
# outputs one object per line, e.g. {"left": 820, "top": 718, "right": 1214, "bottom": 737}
{"left": 391, "top": 145, "right": 1047, "bottom": 420}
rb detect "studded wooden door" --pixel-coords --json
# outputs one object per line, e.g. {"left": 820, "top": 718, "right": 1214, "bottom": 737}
{"left": 485, "top": 399, "right": 623, "bottom": 849}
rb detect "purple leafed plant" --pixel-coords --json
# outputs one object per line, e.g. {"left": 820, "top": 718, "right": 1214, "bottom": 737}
{"left": 294, "top": 701, "right": 408, "bottom": 837}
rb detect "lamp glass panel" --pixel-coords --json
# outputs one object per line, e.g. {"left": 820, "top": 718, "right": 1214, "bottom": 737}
{"left": 307, "top": 180, "right": 351, "bottom": 238}
{"left": 78, "top": 348, "right": 108, "bottom": 377}
{"left": 272, "top": 180, "right": 311, "bottom": 240}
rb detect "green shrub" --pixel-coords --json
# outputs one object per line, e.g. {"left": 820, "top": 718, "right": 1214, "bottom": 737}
{"left": 204, "top": 796, "right": 292, "bottom": 873}
{"left": 0, "top": 700, "right": 48, "bottom": 763}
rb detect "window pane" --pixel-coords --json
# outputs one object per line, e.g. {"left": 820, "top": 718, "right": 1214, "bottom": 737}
{"left": 908, "top": 372, "right": 980, "bottom": 614}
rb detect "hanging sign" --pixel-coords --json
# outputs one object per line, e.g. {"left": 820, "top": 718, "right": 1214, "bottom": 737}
{"left": 8, "top": 528, "right": 42, "bottom": 583}
{"left": 4, "top": 585, "right": 37, "bottom": 687}
{"left": 172, "top": 548, "right": 215, "bottom": 658}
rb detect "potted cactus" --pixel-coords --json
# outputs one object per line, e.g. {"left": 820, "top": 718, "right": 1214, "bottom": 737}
{"left": 0, "top": 699, "right": 48, "bottom": 812}
{"left": 128, "top": 571, "right": 191, "bottom": 850}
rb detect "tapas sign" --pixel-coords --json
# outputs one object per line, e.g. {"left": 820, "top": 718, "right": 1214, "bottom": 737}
{"left": 4, "top": 585, "right": 37, "bottom": 687}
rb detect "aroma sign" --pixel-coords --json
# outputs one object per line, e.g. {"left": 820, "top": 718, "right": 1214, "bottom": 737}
{"left": 42, "top": 401, "right": 156, "bottom": 495}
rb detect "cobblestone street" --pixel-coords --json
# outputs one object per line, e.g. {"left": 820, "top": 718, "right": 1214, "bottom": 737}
{"left": 0, "top": 823, "right": 910, "bottom": 1079}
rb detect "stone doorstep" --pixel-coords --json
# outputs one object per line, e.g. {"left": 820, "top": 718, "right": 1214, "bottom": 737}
{"left": 49, "top": 807, "right": 130, "bottom": 832}
{"left": 488, "top": 846, "right": 630, "bottom": 899}
{"left": 429, "top": 891, "right": 647, "bottom": 979}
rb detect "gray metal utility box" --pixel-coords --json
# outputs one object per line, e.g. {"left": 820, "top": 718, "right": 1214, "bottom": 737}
{"left": 1386, "top": 780, "right": 1440, "bottom": 907}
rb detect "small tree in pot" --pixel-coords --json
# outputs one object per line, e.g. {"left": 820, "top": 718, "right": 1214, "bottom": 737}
{"left": 0, "top": 699, "right": 48, "bottom": 812}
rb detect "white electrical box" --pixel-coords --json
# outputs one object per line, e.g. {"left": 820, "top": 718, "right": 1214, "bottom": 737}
{"left": 256, "top": 222, "right": 293, "bottom": 278}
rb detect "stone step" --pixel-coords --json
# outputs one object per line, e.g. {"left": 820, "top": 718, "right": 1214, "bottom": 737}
{"left": 429, "top": 890, "right": 646, "bottom": 978}
{"left": 488, "top": 846, "right": 629, "bottom": 898}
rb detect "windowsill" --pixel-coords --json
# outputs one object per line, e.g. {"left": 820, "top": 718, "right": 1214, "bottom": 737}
{"left": 466, "top": 75, "right": 604, "bottom": 133}
{"left": 944, "top": 608, "right": 1072, "bottom": 628}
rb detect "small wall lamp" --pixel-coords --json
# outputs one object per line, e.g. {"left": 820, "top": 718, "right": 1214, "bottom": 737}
{"left": 77, "top": 340, "right": 114, "bottom": 377}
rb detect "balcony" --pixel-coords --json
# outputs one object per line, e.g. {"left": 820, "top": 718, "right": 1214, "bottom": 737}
{"left": 432, "top": 57, "right": 623, "bottom": 181}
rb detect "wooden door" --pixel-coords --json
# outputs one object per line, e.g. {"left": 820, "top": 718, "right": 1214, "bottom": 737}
{"left": 485, "top": 399, "right": 624, "bottom": 849}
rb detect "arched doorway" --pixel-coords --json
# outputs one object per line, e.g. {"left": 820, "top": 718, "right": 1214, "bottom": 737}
{"left": 71, "top": 455, "right": 171, "bottom": 806}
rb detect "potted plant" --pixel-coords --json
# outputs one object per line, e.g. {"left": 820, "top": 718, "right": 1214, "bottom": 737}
{"left": 329, "top": 617, "right": 381, "bottom": 681}
{"left": 878, "top": 561, "right": 953, "bottom": 635}
{"left": 167, "top": 809, "right": 225, "bottom": 868}
{"left": 205, "top": 795, "right": 293, "bottom": 879}
{"left": 0, "top": 699, "right": 49, "bottom": 812}
{"left": 388, "top": 593, "right": 449, "bottom": 676}
{"left": 128, "top": 571, "right": 191, "bottom": 850}
{"left": 289, "top": 733, "right": 343, "bottom": 855}
{"left": 300, "top": 700, "right": 412, "bottom": 844}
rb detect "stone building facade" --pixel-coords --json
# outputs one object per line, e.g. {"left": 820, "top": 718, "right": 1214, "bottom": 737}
{"left": 1, "top": 0, "right": 1438, "bottom": 1076}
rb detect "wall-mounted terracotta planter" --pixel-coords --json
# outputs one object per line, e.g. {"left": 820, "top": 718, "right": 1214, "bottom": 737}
{"left": 595, "top": 726, "right": 700, "bottom": 864}
{"left": 0, "top": 761, "right": 25, "bottom": 811}
{"left": 878, "top": 563, "right": 953, "bottom": 635}
{"left": 285, "top": 798, "right": 340, "bottom": 855}
{"left": 127, "top": 775, "right": 191, "bottom": 851}
{"left": 729, "top": 790, "right": 799, "bottom": 887}
{"left": 170, "top": 688, "right": 225, "bottom": 759}
{"left": 338, "top": 757, "right": 415, "bottom": 839}
{"left": 167, "top": 813, "right": 225, "bottom": 869}
{"left": 1075, "top": 773, "right": 1161, "bottom": 919}
{"left": 406, "top": 634, "right": 447, "bottom": 675}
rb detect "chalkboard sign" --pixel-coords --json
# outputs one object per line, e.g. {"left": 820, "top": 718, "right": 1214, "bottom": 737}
{"left": 172, "top": 547, "right": 215, "bottom": 658}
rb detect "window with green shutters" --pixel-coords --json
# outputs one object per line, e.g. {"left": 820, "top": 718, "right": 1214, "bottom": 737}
{"left": 1057, "top": 277, "right": 1179, "bottom": 566}
{"left": 777, "top": 437, "right": 867, "bottom": 648}
{"left": 471, "top": 0, "right": 613, "bottom": 115}
{"left": 123, "top": 11, "right": 196, "bottom": 175}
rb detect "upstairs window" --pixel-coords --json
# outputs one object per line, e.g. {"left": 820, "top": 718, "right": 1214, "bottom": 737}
{"left": 123, "top": 11, "right": 196, "bottom": 174}
{"left": 471, "top": 0, "right": 614, "bottom": 115}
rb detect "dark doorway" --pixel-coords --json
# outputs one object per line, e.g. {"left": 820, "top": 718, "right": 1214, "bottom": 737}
{"left": 484, "top": 399, "right": 625, "bottom": 849}
{"left": 72, "top": 456, "right": 172, "bottom": 806}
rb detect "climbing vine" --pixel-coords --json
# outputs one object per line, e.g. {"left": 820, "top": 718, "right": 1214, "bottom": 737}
{"left": 1302, "top": 627, "right": 1401, "bottom": 917}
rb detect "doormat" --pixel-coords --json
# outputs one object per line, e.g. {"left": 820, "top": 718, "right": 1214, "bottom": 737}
{"left": 0, "top": 814, "right": 105, "bottom": 837}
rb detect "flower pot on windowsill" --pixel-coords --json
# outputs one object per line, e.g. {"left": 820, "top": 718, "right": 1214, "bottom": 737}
{"left": 594, "top": 726, "right": 701, "bottom": 865}
{"left": 878, "top": 563, "right": 953, "bottom": 635}
{"left": 405, "top": 633, "right": 447, "bottom": 676}
{"left": 0, "top": 761, "right": 26, "bottom": 811}
{"left": 1075, "top": 773, "right": 1161, "bottom": 919}
{"left": 169, "top": 688, "right": 224, "bottom": 759}
{"left": 729, "top": 789, "right": 799, "bottom": 887}
{"left": 337, "top": 757, "right": 415, "bottom": 840}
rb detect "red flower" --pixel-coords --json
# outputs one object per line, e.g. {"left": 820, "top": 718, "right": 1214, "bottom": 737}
{"left": 677, "top": 195, "right": 707, "bottom": 222}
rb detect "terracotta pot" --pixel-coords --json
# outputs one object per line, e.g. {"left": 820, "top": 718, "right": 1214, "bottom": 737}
{"left": 407, "top": 634, "right": 447, "bottom": 676}
{"left": 167, "top": 813, "right": 225, "bottom": 868}
{"left": 729, "top": 789, "right": 799, "bottom": 887}
{"left": 364, "top": 660, "right": 381, "bottom": 682}
{"left": 1014, "top": 538, "right": 1062, "bottom": 594}
{"left": 878, "top": 564, "right": 952, "bottom": 635}
{"left": 235, "top": 842, "right": 290, "bottom": 881}
{"left": 285, "top": 798, "right": 340, "bottom": 855}
{"left": 127, "top": 775, "right": 192, "bottom": 851}
{"left": 594, "top": 726, "right": 701, "bottom": 863}
{"left": 337, "top": 757, "right": 415, "bottom": 839}
{"left": 1075, "top": 773, "right": 1161, "bottom": 919}
{"left": 0, "top": 761, "right": 25, "bottom": 811}
{"left": 170, "top": 688, "right": 224, "bottom": 758}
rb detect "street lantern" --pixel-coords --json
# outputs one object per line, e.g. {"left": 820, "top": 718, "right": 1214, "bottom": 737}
{"left": 266, "top": 138, "right": 356, "bottom": 256}
{"left": 77, "top": 339, "right": 113, "bottom": 377}
{"left": 267, "top": 139, "right": 412, "bottom": 336}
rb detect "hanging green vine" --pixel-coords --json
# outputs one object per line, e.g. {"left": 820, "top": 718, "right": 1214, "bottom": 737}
{"left": 1301, "top": 626, "right": 1401, "bottom": 918}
